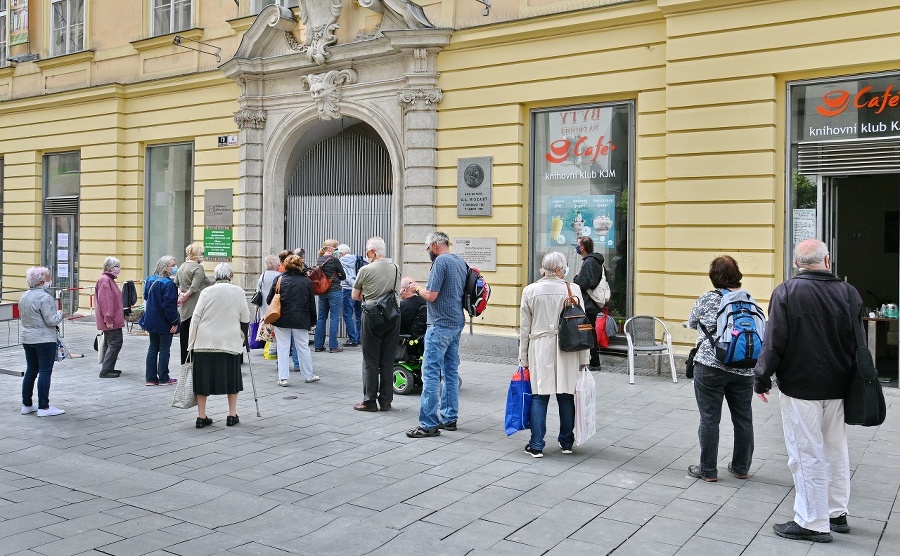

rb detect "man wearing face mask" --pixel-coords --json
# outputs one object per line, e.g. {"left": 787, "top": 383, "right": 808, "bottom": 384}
{"left": 95, "top": 257, "right": 126, "bottom": 378}
{"left": 573, "top": 236, "right": 605, "bottom": 371}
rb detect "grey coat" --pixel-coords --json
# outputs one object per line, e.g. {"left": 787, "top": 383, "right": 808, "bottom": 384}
{"left": 19, "top": 287, "right": 64, "bottom": 344}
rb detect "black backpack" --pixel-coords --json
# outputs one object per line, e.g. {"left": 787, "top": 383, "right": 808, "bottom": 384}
{"left": 122, "top": 280, "right": 138, "bottom": 316}
{"left": 462, "top": 265, "right": 490, "bottom": 334}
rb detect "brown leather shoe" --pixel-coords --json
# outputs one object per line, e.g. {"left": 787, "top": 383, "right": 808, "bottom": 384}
{"left": 353, "top": 402, "right": 378, "bottom": 412}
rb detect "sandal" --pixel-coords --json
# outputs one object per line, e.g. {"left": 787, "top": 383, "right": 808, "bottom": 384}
{"left": 406, "top": 426, "right": 440, "bottom": 438}
{"left": 353, "top": 403, "right": 378, "bottom": 412}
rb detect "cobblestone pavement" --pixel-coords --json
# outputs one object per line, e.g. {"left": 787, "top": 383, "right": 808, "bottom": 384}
{"left": 0, "top": 321, "right": 897, "bottom": 555}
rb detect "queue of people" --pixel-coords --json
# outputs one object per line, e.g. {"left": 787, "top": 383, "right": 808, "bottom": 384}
{"left": 15, "top": 234, "right": 868, "bottom": 547}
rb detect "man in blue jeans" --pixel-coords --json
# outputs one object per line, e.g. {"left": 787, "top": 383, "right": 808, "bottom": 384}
{"left": 406, "top": 231, "right": 467, "bottom": 438}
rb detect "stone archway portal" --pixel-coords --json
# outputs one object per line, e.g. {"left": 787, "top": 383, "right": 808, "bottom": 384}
{"left": 286, "top": 123, "right": 392, "bottom": 256}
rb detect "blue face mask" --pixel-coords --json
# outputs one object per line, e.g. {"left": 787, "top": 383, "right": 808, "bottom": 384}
{"left": 575, "top": 244, "right": 582, "bottom": 255}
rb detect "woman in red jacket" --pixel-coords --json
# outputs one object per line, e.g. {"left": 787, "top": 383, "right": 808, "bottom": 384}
{"left": 95, "top": 257, "right": 125, "bottom": 378}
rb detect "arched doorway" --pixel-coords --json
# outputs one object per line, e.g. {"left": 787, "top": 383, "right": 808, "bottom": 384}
{"left": 285, "top": 121, "right": 393, "bottom": 257}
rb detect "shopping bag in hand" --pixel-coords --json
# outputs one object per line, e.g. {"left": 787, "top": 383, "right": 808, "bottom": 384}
{"left": 575, "top": 366, "right": 597, "bottom": 446}
{"left": 504, "top": 367, "right": 533, "bottom": 436}
{"left": 595, "top": 308, "right": 617, "bottom": 348}
{"left": 172, "top": 358, "right": 197, "bottom": 409}
{"left": 248, "top": 309, "right": 266, "bottom": 350}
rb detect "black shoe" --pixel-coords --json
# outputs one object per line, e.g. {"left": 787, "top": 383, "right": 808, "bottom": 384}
{"left": 379, "top": 403, "right": 391, "bottom": 411}
{"left": 406, "top": 426, "right": 440, "bottom": 438}
{"left": 195, "top": 417, "right": 213, "bottom": 429}
{"left": 99, "top": 371, "right": 121, "bottom": 378}
{"left": 727, "top": 464, "right": 748, "bottom": 479}
{"left": 588, "top": 365, "right": 602, "bottom": 372}
{"left": 329, "top": 347, "right": 343, "bottom": 353}
{"left": 343, "top": 342, "right": 360, "bottom": 347}
{"left": 226, "top": 415, "right": 240, "bottom": 427}
{"left": 773, "top": 521, "right": 832, "bottom": 543}
{"left": 829, "top": 513, "right": 850, "bottom": 533}
{"left": 437, "top": 421, "right": 457, "bottom": 431}
{"left": 524, "top": 444, "right": 543, "bottom": 458}
{"left": 314, "top": 347, "right": 326, "bottom": 352}
{"left": 687, "top": 465, "right": 717, "bottom": 482}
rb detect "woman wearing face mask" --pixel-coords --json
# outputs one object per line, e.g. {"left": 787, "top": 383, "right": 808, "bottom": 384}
{"left": 175, "top": 242, "right": 212, "bottom": 366}
{"left": 518, "top": 251, "right": 589, "bottom": 457}
{"left": 19, "top": 267, "right": 66, "bottom": 417}
{"left": 95, "top": 257, "right": 126, "bottom": 378}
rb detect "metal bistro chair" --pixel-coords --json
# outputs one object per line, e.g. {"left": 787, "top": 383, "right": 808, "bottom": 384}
{"left": 623, "top": 316, "right": 678, "bottom": 385}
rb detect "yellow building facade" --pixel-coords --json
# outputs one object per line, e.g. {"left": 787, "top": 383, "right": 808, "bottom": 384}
{"left": 2, "top": 0, "right": 900, "bottom": 365}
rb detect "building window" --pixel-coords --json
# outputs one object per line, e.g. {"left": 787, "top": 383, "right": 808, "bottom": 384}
{"left": 0, "top": 1, "right": 7, "bottom": 66}
{"left": 152, "top": 0, "right": 191, "bottom": 36}
{"left": 50, "top": 0, "right": 84, "bottom": 57}
{"left": 42, "top": 152, "right": 81, "bottom": 314}
{"left": 146, "top": 143, "right": 193, "bottom": 275}
{"left": 530, "top": 102, "right": 634, "bottom": 317}
{"left": 0, "top": 158, "right": 4, "bottom": 291}
{"left": 252, "top": 0, "right": 298, "bottom": 14}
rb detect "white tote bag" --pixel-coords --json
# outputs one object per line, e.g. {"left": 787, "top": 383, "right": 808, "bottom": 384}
{"left": 587, "top": 267, "right": 611, "bottom": 306}
{"left": 96, "top": 332, "right": 106, "bottom": 363}
{"left": 172, "top": 357, "right": 197, "bottom": 409}
{"left": 575, "top": 366, "right": 597, "bottom": 446}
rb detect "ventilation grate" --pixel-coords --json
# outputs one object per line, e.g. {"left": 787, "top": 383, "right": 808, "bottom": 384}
{"left": 798, "top": 138, "right": 900, "bottom": 175}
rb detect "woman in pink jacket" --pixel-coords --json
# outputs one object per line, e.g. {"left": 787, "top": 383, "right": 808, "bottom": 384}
{"left": 95, "top": 257, "right": 125, "bottom": 378}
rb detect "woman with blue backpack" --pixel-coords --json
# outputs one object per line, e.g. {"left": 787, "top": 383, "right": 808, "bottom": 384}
{"left": 686, "top": 255, "right": 766, "bottom": 482}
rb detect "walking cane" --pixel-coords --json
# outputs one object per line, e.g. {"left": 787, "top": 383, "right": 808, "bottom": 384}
{"left": 246, "top": 344, "right": 261, "bottom": 417}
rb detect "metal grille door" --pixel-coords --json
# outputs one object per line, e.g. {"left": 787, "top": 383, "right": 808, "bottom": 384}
{"left": 286, "top": 131, "right": 393, "bottom": 257}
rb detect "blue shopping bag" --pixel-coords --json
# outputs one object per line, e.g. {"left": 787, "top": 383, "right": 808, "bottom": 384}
{"left": 504, "top": 367, "right": 532, "bottom": 436}
{"left": 248, "top": 309, "right": 266, "bottom": 350}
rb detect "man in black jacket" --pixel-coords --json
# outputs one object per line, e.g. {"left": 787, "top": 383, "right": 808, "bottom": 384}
{"left": 754, "top": 239, "right": 861, "bottom": 544}
{"left": 573, "top": 236, "right": 605, "bottom": 371}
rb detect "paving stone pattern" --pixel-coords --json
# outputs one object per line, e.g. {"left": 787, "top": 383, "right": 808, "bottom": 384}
{"left": 0, "top": 321, "right": 897, "bottom": 555}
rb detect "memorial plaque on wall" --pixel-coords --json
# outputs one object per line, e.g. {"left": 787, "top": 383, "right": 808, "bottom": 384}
{"left": 453, "top": 237, "right": 497, "bottom": 272}
{"left": 457, "top": 156, "right": 492, "bottom": 216}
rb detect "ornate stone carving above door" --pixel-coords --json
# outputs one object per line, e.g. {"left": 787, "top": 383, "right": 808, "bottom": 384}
{"left": 298, "top": 0, "right": 343, "bottom": 65}
{"left": 300, "top": 69, "right": 359, "bottom": 120}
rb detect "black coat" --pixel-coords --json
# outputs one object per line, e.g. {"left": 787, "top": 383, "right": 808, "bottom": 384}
{"left": 316, "top": 255, "right": 346, "bottom": 294}
{"left": 266, "top": 270, "right": 317, "bottom": 330}
{"left": 573, "top": 252, "right": 605, "bottom": 316}
{"left": 754, "top": 270, "right": 863, "bottom": 400}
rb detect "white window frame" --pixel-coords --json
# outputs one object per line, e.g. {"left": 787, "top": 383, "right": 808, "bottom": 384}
{"left": 50, "top": 0, "right": 85, "bottom": 57}
{"left": 151, "top": 0, "right": 192, "bottom": 37}
{"left": 0, "top": 0, "right": 8, "bottom": 66}
{"left": 251, "top": 0, "right": 298, "bottom": 15}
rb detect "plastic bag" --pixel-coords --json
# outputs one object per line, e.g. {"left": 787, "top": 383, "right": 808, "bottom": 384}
{"left": 504, "top": 367, "right": 532, "bottom": 436}
{"left": 55, "top": 338, "right": 70, "bottom": 362}
{"left": 172, "top": 359, "right": 197, "bottom": 409}
{"left": 263, "top": 341, "right": 277, "bottom": 360}
{"left": 595, "top": 308, "right": 618, "bottom": 348}
{"left": 575, "top": 366, "right": 597, "bottom": 446}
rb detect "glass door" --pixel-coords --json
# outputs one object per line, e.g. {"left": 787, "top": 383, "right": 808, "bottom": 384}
{"left": 44, "top": 213, "right": 79, "bottom": 315}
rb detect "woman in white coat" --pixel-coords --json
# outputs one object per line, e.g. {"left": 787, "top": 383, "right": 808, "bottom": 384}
{"left": 519, "top": 251, "right": 589, "bottom": 458}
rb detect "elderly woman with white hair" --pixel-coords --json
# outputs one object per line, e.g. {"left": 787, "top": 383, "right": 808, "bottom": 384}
{"left": 188, "top": 263, "right": 251, "bottom": 428}
{"left": 95, "top": 256, "right": 125, "bottom": 378}
{"left": 19, "top": 267, "right": 66, "bottom": 417}
{"left": 175, "top": 242, "right": 212, "bottom": 366}
{"left": 518, "top": 251, "right": 589, "bottom": 458}
{"left": 141, "top": 255, "right": 180, "bottom": 386}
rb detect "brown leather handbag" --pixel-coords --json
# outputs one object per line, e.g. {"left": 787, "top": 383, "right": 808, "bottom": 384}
{"left": 263, "top": 277, "right": 283, "bottom": 324}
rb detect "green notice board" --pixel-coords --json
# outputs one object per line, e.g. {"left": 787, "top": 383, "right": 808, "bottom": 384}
{"left": 204, "top": 227, "right": 233, "bottom": 261}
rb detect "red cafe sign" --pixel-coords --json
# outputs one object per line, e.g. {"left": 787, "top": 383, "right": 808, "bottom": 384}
{"left": 817, "top": 85, "right": 900, "bottom": 117}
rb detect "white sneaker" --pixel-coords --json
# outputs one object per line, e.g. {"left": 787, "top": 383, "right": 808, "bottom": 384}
{"left": 37, "top": 406, "right": 65, "bottom": 417}
{"left": 278, "top": 379, "right": 288, "bottom": 387}
{"left": 559, "top": 444, "right": 573, "bottom": 455}
{"left": 21, "top": 405, "right": 37, "bottom": 415}
{"left": 305, "top": 375, "right": 321, "bottom": 383}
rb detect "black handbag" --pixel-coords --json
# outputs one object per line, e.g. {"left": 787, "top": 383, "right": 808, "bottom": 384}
{"left": 559, "top": 282, "right": 596, "bottom": 352}
{"left": 362, "top": 264, "right": 400, "bottom": 328}
{"left": 250, "top": 290, "right": 263, "bottom": 307}
{"left": 843, "top": 285, "right": 887, "bottom": 427}
{"left": 685, "top": 346, "right": 698, "bottom": 379}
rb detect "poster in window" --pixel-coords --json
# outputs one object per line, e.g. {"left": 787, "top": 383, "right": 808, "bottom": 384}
{"left": 10, "top": 0, "right": 28, "bottom": 46}
{"left": 548, "top": 195, "right": 616, "bottom": 248}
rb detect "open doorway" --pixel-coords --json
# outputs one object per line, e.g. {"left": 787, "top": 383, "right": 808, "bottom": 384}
{"left": 826, "top": 174, "right": 900, "bottom": 386}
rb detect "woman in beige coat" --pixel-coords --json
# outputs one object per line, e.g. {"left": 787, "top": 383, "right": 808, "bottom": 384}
{"left": 175, "top": 242, "right": 212, "bottom": 365}
{"left": 519, "top": 251, "right": 589, "bottom": 458}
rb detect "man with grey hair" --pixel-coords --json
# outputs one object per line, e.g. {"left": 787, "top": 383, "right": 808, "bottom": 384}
{"left": 351, "top": 237, "right": 400, "bottom": 411}
{"left": 754, "top": 239, "right": 862, "bottom": 543}
{"left": 406, "top": 231, "right": 468, "bottom": 438}
{"left": 95, "top": 256, "right": 125, "bottom": 378}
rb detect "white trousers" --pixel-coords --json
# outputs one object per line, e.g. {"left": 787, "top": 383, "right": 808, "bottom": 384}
{"left": 779, "top": 393, "right": 851, "bottom": 532}
{"left": 274, "top": 327, "right": 313, "bottom": 381}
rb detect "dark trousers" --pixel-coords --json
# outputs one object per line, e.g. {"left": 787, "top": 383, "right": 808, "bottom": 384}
{"left": 693, "top": 363, "right": 755, "bottom": 478}
{"left": 100, "top": 328, "right": 123, "bottom": 374}
{"left": 22, "top": 342, "right": 56, "bottom": 409}
{"left": 360, "top": 310, "right": 400, "bottom": 407}
{"left": 179, "top": 317, "right": 191, "bottom": 365}
{"left": 146, "top": 332, "right": 174, "bottom": 383}
{"left": 529, "top": 393, "right": 576, "bottom": 451}
{"left": 587, "top": 307, "right": 600, "bottom": 366}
